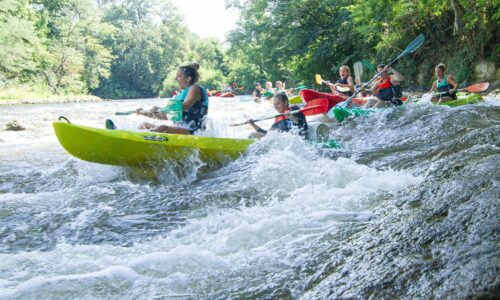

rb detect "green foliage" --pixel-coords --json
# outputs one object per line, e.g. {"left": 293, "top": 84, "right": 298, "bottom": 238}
{"left": 0, "top": 0, "right": 497, "bottom": 99}
{"left": 0, "top": 0, "right": 39, "bottom": 77}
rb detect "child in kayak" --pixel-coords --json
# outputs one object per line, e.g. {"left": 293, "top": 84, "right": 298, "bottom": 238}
{"left": 137, "top": 63, "right": 208, "bottom": 134}
{"left": 248, "top": 93, "right": 308, "bottom": 139}
{"left": 327, "top": 65, "right": 354, "bottom": 96}
{"left": 253, "top": 82, "right": 263, "bottom": 102}
{"left": 263, "top": 81, "right": 276, "bottom": 99}
{"left": 430, "top": 63, "right": 457, "bottom": 103}
{"left": 365, "top": 64, "right": 404, "bottom": 108}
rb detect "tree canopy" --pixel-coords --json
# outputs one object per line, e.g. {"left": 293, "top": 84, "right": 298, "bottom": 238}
{"left": 0, "top": 0, "right": 497, "bottom": 99}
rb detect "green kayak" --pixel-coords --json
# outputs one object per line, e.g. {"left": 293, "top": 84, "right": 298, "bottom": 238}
{"left": 53, "top": 121, "right": 254, "bottom": 168}
{"left": 53, "top": 121, "right": 341, "bottom": 169}
{"left": 437, "top": 93, "right": 483, "bottom": 107}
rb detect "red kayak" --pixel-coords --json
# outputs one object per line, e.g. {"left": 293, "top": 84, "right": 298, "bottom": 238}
{"left": 300, "top": 89, "right": 409, "bottom": 108}
{"left": 299, "top": 89, "right": 348, "bottom": 110}
{"left": 221, "top": 93, "right": 235, "bottom": 98}
{"left": 350, "top": 95, "right": 409, "bottom": 106}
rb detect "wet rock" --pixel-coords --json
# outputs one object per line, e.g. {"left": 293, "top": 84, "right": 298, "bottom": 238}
{"left": 4, "top": 120, "right": 26, "bottom": 131}
{"left": 487, "top": 88, "right": 500, "bottom": 100}
{"left": 474, "top": 60, "right": 495, "bottom": 81}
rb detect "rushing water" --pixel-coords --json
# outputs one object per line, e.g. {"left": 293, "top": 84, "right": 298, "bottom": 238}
{"left": 0, "top": 96, "right": 498, "bottom": 299}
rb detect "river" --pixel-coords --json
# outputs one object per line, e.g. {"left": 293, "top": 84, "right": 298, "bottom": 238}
{"left": 0, "top": 95, "right": 498, "bottom": 299}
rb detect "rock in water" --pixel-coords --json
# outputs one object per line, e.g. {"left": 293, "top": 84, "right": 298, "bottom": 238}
{"left": 5, "top": 120, "right": 26, "bottom": 131}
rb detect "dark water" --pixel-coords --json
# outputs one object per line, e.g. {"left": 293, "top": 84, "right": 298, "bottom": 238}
{"left": 0, "top": 97, "right": 498, "bottom": 299}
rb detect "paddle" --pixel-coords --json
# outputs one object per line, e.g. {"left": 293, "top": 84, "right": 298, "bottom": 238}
{"left": 115, "top": 109, "right": 145, "bottom": 115}
{"left": 433, "top": 82, "right": 489, "bottom": 97}
{"left": 314, "top": 74, "right": 350, "bottom": 93}
{"left": 335, "top": 34, "right": 425, "bottom": 109}
{"left": 230, "top": 102, "right": 328, "bottom": 126}
{"left": 353, "top": 62, "right": 363, "bottom": 86}
{"left": 362, "top": 60, "right": 376, "bottom": 72}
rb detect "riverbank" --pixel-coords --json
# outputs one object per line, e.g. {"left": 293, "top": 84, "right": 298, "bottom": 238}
{"left": 0, "top": 95, "right": 106, "bottom": 105}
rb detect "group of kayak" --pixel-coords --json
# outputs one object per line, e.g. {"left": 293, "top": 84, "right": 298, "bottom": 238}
{"left": 53, "top": 35, "right": 489, "bottom": 169}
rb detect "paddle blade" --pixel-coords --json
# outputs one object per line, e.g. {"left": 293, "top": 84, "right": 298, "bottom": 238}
{"left": 362, "top": 60, "right": 376, "bottom": 71}
{"left": 315, "top": 74, "right": 323, "bottom": 85}
{"left": 464, "top": 82, "right": 489, "bottom": 93}
{"left": 301, "top": 98, "right": 329, "bottom": 116}
{"left": 404, "top": 34, "right": 425, "bottom": 54}
{"left": 115, "top": 111, "right": 135, "bottom": 115}
{"left": 354, "top": 62, "right": 363, "bottom": 79}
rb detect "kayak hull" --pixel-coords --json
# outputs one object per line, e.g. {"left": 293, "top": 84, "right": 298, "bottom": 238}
{"left": 299, "top": 89, "right": 348, "bottom": 110}
{"left": 288, "top": 95, "right": 302, "bottom": 104}
{"left": 53, "top": 122, "right": 254, "bottom": 168}
{"left": 438, "top": 93, "right": 483, "bottom": 107}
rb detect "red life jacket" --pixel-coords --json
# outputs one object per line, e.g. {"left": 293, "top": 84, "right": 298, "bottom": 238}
{"left": 378, "top": 77, "right": 391, "bottom": 89}
{"left": 274, "top": 109, "right": 290, "bottom": 122}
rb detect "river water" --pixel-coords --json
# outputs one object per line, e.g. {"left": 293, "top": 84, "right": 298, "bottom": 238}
{"left": 0, "top": 96, "right": 498, "bottom": 299}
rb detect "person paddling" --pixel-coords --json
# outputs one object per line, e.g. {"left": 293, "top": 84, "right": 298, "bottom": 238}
{"left": 253, "top": 82, "right": 263, "bottom": 102}
{"left": 430, "top": 63, "right": 458, "bottom": 103}
{"left": 327, "top": 65, "right": 354, "bottom": 96}
{"left": 365, "top": 64, "right": 404, "bottom": 108}
{"left": 136, "top": 63, "right": 208, "bottom": 134}
{"left": 248, "top": 93, "right": 308, "bottom": 139}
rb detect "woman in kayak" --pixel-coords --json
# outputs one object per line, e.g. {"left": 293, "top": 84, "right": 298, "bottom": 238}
{"left": 365, "top": 64, "right": 404, "bottom": 108}
{"left": 248, "top": 93, "right": 308, "bottom": 139}
{"left": 327, "top": 65, "right": 354, "bottom": 96}
{"left": 430, "top": 63, "right": 457, "bottom": 103}
{"left": 138, "top": 63, "right": 208, "bottom": 134}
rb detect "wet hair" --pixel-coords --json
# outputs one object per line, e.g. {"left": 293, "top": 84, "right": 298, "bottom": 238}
{"left": 436, "top": 63, "right": 446, "bottom": 71}
{"left": 339, "top": 65, "right": 350, "bottom": 75}
{"left": 273, "top": 92, "right": 289, "bottom": 104}
{"left": 377, "top": 64, "right": 386, "bottom": 69}
{"left": 255, "top": 82, "right": 261, "bottom": 87}
{"left": 179, "top": 63, "right": 200, "bottom": 85}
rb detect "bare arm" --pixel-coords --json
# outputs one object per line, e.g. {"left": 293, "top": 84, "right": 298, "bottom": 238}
{"left": 248, "top": 120, "right": 266, "bottom": 134}
{"left": 327, "top": 82, "right": 337, "bottom": 94}
{"left": 137, "top": 106, "right": 168, "bottom": 120}
{"left": 370, "top": 79, "right": 381, "bottom": 93}
{"left": 430, "top": 81, "right": 437, "bottom": 93}
{"left": 447, "top": 75, "right": 458, "bottom": 91}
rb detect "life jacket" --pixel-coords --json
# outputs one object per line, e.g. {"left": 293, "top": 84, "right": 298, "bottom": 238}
{"left": 336, "top": 77, "right": 353, "bottom": 96}
{"left": 376, "top": 77, "right": 403, "bottom": 105}
{"left": 436, "top": 75, "right": 457, "bottom": 99}
{"left": 175, "top": 84, "right": 209, "bottom": 133}
{"left": 271, "top": 105, "right": 308, "bottom": 138}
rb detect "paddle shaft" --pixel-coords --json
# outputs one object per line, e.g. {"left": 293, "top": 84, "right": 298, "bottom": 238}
{"left": 231, "top": 105, "right": 323, "bottom": 126}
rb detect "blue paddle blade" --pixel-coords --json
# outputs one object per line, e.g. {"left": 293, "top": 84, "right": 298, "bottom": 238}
{"left": 404, "top": 34, "right": 425, "bottom": 54}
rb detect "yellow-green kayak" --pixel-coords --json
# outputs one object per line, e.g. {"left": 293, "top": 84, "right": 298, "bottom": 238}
{"left": 289, "top": 95, "right": 303, "bottom": 104}
{"left": 53, "top": 121, "right": 254, "bottom": 168}
{"left": 438, "top": 93, "right": 483, "bottom": 107}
